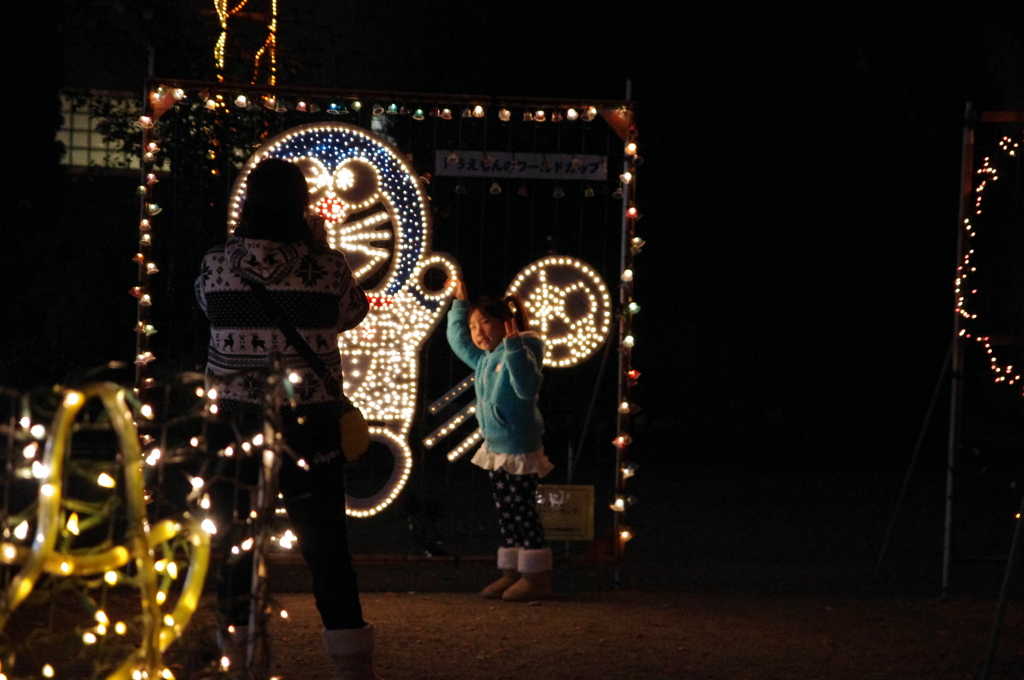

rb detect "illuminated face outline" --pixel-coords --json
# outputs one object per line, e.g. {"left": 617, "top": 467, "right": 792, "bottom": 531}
{"left": 507, "top": 256, "right": 613, "bottom": 368}
{"left": 229, "top": 124, "right": 427, "bottom": 295}
{"left": 293, "top": 156, "right": 393, "bottom": 284}
{"left": 229, "top": 122, "right": 459, "bottom": 516}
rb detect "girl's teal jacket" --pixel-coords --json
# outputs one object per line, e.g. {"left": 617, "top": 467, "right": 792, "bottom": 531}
{"left": 446, "top": 299, "right": 545, "bottom": 454}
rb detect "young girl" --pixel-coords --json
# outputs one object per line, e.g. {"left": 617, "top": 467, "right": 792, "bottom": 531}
{"left": 447, "top": 278, "right": 555, "bottom": 601}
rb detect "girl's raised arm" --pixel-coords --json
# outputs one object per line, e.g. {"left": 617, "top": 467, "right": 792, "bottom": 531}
{"left": 446, "top": 297, "right": 483, "bottom": 367}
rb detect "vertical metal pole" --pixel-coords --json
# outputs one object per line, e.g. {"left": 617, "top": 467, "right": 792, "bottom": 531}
{"left": 944, "top": 102, "right": 975, "bottom": 595}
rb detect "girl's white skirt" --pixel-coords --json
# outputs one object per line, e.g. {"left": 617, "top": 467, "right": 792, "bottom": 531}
{"left": 471, "top": 442, "right": 554, "bottom": 478}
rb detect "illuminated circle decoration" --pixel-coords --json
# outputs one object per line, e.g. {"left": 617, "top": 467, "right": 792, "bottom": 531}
{"left": 345, "top": 427, "right": 412, "bottom": 517}
{"left": 507, "top": 256, "right": 614, "bottom": 367}
{"left": 228, "top": 122, "right": 458, "bottom": 515}
{"left": 0, "top": 383, "right": 211, "bottom": 680}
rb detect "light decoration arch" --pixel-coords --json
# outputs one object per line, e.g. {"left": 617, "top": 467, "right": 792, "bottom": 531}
{"left": 228, "top": 122, "right": 457, "bottom": 516}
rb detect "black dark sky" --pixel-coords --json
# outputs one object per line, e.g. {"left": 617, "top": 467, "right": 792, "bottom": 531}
{"left": 9, "top": 0, "right": 1024, "bottom": 469}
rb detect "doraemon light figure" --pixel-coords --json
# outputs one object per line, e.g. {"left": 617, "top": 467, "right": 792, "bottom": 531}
{"left": 228, "top": 122, "right": 458, "bottom": 516}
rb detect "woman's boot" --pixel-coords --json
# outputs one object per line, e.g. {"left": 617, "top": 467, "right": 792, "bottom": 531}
{"left": 480, "top": 547, "right": 520, "bottom": 598}
{"left": 322, "top": 625, "right": 385, "bottom": 680}
{"left": 502, "top": 548, "right": 553, "bottom": 601}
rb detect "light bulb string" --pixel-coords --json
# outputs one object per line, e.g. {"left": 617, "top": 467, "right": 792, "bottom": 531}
{"left": 956, "top": 132, "right": 1022, "bottom": 393}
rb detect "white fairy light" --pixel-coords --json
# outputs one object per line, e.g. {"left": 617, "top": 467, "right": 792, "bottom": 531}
{"left": 955, "top": 134, "right": 1024, "bottom": 393}
{"left": 14, "top": 520, "right": 30, "bottom": 540}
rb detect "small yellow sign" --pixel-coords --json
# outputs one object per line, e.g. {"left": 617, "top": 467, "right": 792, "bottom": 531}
{"left": 536, "top": 484, "right": 594, "bottom": 541}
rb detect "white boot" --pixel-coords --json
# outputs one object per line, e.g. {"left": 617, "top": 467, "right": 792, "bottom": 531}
{"left": 323, "top": 625, "right": 385, "bottom": 680}
{"left": 481, "top": 547, "right": 520, "bottom": 599}
{"left": 502, "top": 548, "right": 553, "bottom": 601}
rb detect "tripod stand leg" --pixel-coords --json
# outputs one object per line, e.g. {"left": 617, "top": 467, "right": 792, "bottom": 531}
{"left": 979, "top": 487, "right": 1024, "bottom": 680}
{"left": 875, "top": 342, "right": 952, "bottom": 578}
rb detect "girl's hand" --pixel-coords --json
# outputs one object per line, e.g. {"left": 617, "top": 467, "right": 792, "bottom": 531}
{"left": 504, "top": 317, "right": 520, "bottom": 339}
{"left": 449, "top": 277, "right": 468, "bottom": 301}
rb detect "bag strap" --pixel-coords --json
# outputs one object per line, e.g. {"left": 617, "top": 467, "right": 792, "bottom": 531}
{"left": 244, "top": 279, "right": 343, "bottom": 400}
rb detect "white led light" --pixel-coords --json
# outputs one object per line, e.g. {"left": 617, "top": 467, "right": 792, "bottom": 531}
{"left": 955, "top": 134, "right": 1024, "bottom": 395}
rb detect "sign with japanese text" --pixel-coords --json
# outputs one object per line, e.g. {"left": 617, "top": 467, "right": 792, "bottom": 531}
{"left": 435, "top": 151, "right": 606, "bottom": 180}
{"left": 536, "top": 484, "right": 595, "bottom": 541}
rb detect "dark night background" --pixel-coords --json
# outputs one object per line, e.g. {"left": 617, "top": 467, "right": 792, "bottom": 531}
{"left": 5, "top": 0, "right": 1024, "bottom": 595}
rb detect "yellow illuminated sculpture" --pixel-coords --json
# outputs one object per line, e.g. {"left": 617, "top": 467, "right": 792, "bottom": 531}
{"left": 0, "top": 383, "right": 210, "bottom": 680}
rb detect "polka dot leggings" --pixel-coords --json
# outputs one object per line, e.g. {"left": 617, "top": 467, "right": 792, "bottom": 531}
{"left": 489, "top": 468, "right": 547, "bottom": 549}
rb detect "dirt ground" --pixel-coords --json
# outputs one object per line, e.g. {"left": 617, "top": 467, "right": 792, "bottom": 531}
{"left": 6, "top": 579, "right": 1022, "bottom": 680}
{"left": 217, "top": 588, "right": 1024, "bottom": 680}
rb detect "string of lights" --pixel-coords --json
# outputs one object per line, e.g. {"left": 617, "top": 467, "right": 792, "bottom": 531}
{"left": 213, "top": 0, "right": 278, "bottom": 86}
{"left": 955, "top": 131, "right": 1022, "bottom": 393}
{"left": 610, "top": 110, "right": 642, "bottom": 558}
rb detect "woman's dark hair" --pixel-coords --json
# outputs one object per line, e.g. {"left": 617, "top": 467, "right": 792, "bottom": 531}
{"left": 470, "top": 294, "right": 531, "bottom": 331}
{"left": 235, "top": 158, "right": 312, "bottom": 243}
